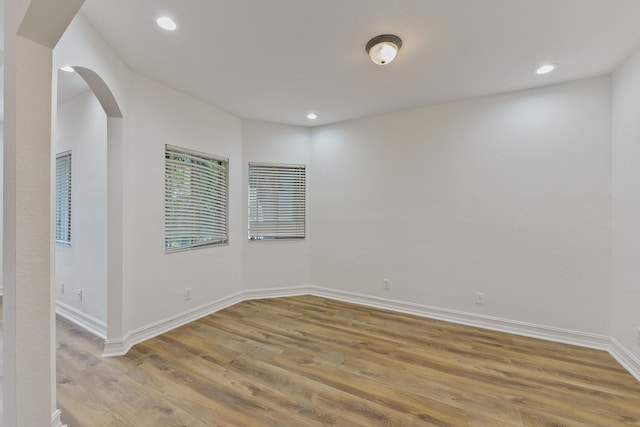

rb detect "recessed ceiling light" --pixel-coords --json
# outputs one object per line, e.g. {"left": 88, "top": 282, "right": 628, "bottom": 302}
{"left": 60, "top": 65, "right": 75, "bottom": 72}
{"left": 535, "top": 63, "right": 558, "bottom": 75}
{"left": 156, "top": 16, "right": 177, "bottom": 31}
{"left": 307, "top": 113, "right": 317, "bottom": 120}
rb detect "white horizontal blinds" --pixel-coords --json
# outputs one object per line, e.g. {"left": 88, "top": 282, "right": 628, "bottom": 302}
{"left": 248, "top": 163, "right": 306, "bottom": 240}
{"left": 56, "top": 151, "right": 72, "bottom": 245}
{"left": 165, "top": 145, "right": 229, "bottom": 252}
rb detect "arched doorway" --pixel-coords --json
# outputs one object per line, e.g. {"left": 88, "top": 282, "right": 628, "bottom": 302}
{"left": 54, "top": 67, "right": 103, "bottom": 339}
{"left": 73, "top": 67, "right": 125, "bottom": 350}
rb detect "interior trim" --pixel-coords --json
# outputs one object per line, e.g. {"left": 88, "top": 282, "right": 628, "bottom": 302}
{"left": 56, "top": 301, "right": 107, "bottom": 340}
{"left": 91, "top": 284, "right": 638, "bottom": 383}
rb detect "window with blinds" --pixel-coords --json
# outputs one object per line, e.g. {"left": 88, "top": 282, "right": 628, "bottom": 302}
{"left": 165, "top": 145, "right": 229, "bottom": 252}
{"left": 55, "top": 151, "right": 72, "bottom": 246}
{"left": 248, "top": 163, "right": 306, "bottom": 240}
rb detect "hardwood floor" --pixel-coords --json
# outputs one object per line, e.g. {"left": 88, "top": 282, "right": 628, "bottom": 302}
{"left": 0, "top": 298, "right": 3, "bottom": 424}
{"left": 1, "top": 296, "right": 639, "bottom": 425}
{"left": 52, "top": 296, "right": 640, "bottom": 426}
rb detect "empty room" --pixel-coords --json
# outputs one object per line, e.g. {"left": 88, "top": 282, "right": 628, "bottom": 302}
{"left": 3, "top": 0, "right": 640, "bottom": 425}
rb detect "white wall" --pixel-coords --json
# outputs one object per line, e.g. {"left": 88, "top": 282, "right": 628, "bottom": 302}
{"left": 54, "top": 11, "right": 130, "bottom": 343}
{"left": 46, "top": 8, "right": 637, "bottom": 379}
{"left": 311, "top": 78, "right": 612, "bottom": 336}
{"left": 0, "top": 121, "right": 3, "bottom": 294}
{"left": 612, "top": 46, "right": 640, "bottom": 363}
{"left": 55, "top": 88, "right": 108, "bottom": 325}
{"left": 53, "top": 12, "right": 247, "bottom": 345}
{"left": 123, "top": 74, "right": 244, "bottom": 333}
{"left": 242, "top": 120, "right": 311, "bottom": 291}
{"left": 54, "top": 13, "right": 130, "bottom": 116}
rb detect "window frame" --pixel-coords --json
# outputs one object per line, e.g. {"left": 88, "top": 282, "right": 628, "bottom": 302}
{"left": 165, "top": 144, "right": 229, "bottom": 253}
{"left": 55, "top": 150, "right": 72, "bottom": 246}
{"left": 248, "top": 162, "right": 306, "bottom": 241}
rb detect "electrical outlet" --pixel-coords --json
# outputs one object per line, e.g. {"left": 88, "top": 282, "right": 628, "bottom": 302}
{"left": 184, "top": 288, "right": 192, "bottom": 301}
{"left": 76, "top": 289, "right": 83, "bottom": 301}
{"left": 475, "top": 292, "right": 484, "bottom": 305}
{"left": 383, "top": 279, "right": 390, "bottom": 291}
{"left": 59, "top": 282, "right": 65, "bottom": 294}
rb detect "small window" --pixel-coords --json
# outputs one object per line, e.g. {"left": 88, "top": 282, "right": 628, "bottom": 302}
{"left": 55, "top": 151, "right": 72, "bottom": 246}
{"left": 165, "top": 145, "right": 229, "bottom": 252}
{"left": 248, "top": 163, "right": 306, "bottom": 240}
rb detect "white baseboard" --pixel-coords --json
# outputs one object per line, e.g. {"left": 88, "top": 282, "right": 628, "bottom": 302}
{"left": 308, "top": 286, "right": 611, "bottom": 351}
{"left": 103, "top": 286, "right": 310, "bottom": 357}
{"left": 52, "top": 409, "right": 66, "bottom": 427}
{"left": 97, "top": 284, "right": 639, "bottom": 383}
{"left": 308, "top": 286, "right": 640, "bottom": 383}
{"left": 610, "top": 338, "right": 640, "bottom": 382}
{"left": 56, "top": 301, "right": 107, "bottom": 340}
{"left": 103, "top": 291, "right": 242, "bottom": 357}
{"left": 242, "top": 285, "right": 310, "bottom": 301}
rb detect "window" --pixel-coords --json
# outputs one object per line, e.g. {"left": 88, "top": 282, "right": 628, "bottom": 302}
{"left": 55, "top": 151, "right": 72, "bottom": 245}
{"left": 165, "top": 145, "right": 229, "bottom": 252}
{"left": 248, "top": 163, "right": 306, "bottom": 240}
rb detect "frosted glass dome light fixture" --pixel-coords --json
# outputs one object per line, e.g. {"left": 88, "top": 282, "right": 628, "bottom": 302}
{"left": 366, "top": 34, "right": 402, "bottom": 65}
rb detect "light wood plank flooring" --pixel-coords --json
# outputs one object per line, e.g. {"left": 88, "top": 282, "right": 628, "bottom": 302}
{"left": 0, "top": 298, "right": 3, "bottom": 424}
{"left": 53, "top": 296, "right": 640, "bottom": 426}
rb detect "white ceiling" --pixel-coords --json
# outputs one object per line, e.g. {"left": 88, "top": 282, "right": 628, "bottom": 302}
{"left": 22, "top": 1, "right": 640, "bottom": 127}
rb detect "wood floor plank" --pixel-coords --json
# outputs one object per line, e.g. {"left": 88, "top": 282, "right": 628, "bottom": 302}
{"left": 55, "top": 296, "right": 640, "bottom": 426}
{"left": 208, "top": 303, "right": 519, "bottom": 424}
{"left": 216, "top": 298, "right": 640, "bottom": 425}
{"left": 5, "top": 295, "right": 640, "bottom": 426}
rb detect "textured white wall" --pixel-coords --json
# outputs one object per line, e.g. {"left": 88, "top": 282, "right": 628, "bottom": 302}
{"left": 55, "top": 89, "right": 108, "bottom": 324}
{"left": 311, "top": 78, "right": 612, "bottom": 336}
{"left": 0, "top": 121, "right": 3, "bottom": 294}
{"left": 123, "top": 74, "right": 244, "bottom": 333}
{"left": 242, "top": 120, "right": 312, "bottom": 291}
{"left": 612, "top": 46, "right": 640, "bottom": 361}
{"left": 3, "top": 0, "right": 84, "bottom": 424}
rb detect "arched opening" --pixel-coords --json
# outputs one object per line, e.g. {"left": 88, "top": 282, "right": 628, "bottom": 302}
{"left": 54, "top": 67, "right": 108, "bottom": 339}
{"left": 72, "top": 67, "right": 125, "bottom": 350}
{"left": 53, "top": 65, "right": 124, "bottom": 346}
{"left": 53, "top": 63, "right": 124, "bottom": 425}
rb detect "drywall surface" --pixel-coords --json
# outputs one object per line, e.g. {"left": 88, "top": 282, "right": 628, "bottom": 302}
{"left": 55, "top": 89, "right": 108, "bottom": 324}
{"left": 3, "top": 0, "right": 83, "bottom": 423}
{"left": 123, "top": 73, "right": 244, "bottom": 333}
{"left": 242, "top": 120, "right": 311, "bottom": 290}
{"left": 54, "top": 10, "right": 130, "bottom": 342}
{"left": 54, "top": 13, "right": 129, "bottom": 115}
{"left": 612, "top": 46, "right": 640, "bottom": 361}
{"left": 311, "top": 77, "right": 612, "bottom": 336}
{"left": 0, "top": 121, "right": 3, "bottom": 294}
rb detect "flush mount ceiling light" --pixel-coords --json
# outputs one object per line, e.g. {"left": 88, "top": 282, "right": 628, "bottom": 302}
{"left": 307, "top": 113, "right": 317, "bottom": 120}
{"left": 536, "top": 63, "right": 558, "bottom": 75}
{"left": 366, "top": 34, "right": 402, "bottom": 65}
{"left": 156, "top": 16, "right": 177, "bottom": 31}
{"left": 60, "top": 65, "right": 75, "bottom": 72}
